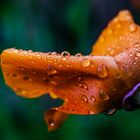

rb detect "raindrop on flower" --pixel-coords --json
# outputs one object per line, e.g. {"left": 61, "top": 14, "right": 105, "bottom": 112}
{"left": 61, "top": 51, "right": 70, "bottom": 56}
{"left": 129, "top": 24, "right": 137, "bottom": 32}
{"left": 97, "top": 63, "right": 108, "bottom": 78}
{"left": 100, "top": 89, "right": 109, "bottom": 101}
{"left": 90, "top": 95, "right": 96, "bottom": 102}
{"left": 81, "top": 95, "right": 88, "bottom": 102}
{"left": 103, "top": 108, "right": 116, "bottom": 116}
{"left": 81, "top": 58, "right": 91, "bottom": 67}
{"left": 47, "top": 66, "right": 57, "bottom": 75}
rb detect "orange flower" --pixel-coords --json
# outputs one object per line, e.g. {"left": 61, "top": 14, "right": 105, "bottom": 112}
{"left": 1, "top": 10, "right": 140, "bottom": 131}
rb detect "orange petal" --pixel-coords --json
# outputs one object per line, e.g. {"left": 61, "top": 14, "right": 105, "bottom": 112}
{"left": 44, "top": 109, "right": 67, "bottom": 131}
{"left": 1, "top": 48, "right": 124, "bottom": 114}
{"left": 92, "top": 10, "right": 140, "bottom": 56}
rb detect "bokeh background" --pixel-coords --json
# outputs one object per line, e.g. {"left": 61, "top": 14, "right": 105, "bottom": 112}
{"left": 0, "top": 0, "right": 140, "bottom": 140}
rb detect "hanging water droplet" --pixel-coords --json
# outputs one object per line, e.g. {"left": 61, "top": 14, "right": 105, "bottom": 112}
{"left": 81, "top": 95, "right": 88, "bottom": 102}
{"left": 61, "top": 51, "right": 70, "bottom": 56}
{"left": 75, "top": 53, "right": 82, "bottom": 57}
{"left": 81, "top": 58, "right": 91, "bottom": 67}
{"left": 89, "top": 111, "right": 95, "bottom": 115}
{"left": 90, "top": 95, "right": 96, "bottom": 102}
{"left": 48, "top": 120, "right": 55, "bottom": 127}
{"left": 129, "top": 24, "right": 137, "bottom": 32}
{"left": 16, "top": 88, "right": 26, "bottom": 95}
{"left": 47, "top": 66, "right": 57, "bottom": 75}
{"left": 97, "top": 63, "right": 108, "bottom": 78}
{"left": 103, "top": 108, "right": 116, "bottom": 116}
{"left": 100, "top": 89, "right": 109, "bottom": 101}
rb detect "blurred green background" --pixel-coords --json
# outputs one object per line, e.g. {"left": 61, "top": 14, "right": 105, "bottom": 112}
{"left": 1, "top": 0, "right": 140, "bottom": 140}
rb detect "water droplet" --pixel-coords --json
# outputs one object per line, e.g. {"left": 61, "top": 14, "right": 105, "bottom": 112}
{"left": 135, "top": 43, "right": 140, "bottom": 47}
{"left": 61, "top": 51, "right": 70, "bottom": 56}
{"left": 90, "top": 95, "right": 96, "bottom": 102}
{"left": 16, "top": 88, "right": 26, "bottom": 95}
{"left": 19, "top": 67, "right": 24, "bottom": 70}
{"left": 78, "top": 77, "right": 82, "bottom": 80}
{"left": 136, "top": 52, "right": 140, "bottom": 57}
{"left": 47, "top": 66, "right": 57, "bottom": 75}
{"left": 81, "top": 95, "right": 88, "bottom": 102}
{"left": 89, "top": 111, "right": 95, "bottom": 115}
{"left": 81, "top": 58, "right": 91, "bottom": 67}
{"left": 52, "top": 52, "right": 57, "bottom": 55}
{"left": 23, "top": 76, "right": 30, "bottom": 81}
{"left": 50, "top": 81, "right": 57, "bottom": 85}
{"left": 42, "top": 77, "right": 49, "bottom": 82}
{"left": 97, "top": 63, "right": 108, "bottom": 78}
{"left": 13, "top": 49, "right": 19, "bottom": 53}
{"left": 78, "top": 82, "right": 88, "bottom": 90}
{"left": 110, "top": 50, "right": 114, "bottom": 55}
{"left": 48, "top": 120, "right": 55, "bottom": 127}
{"left": 12, "top": 73, "right": 17, "bottom": 77}
{"left": 129, "top": 24, "right": 137, "bottom": 32}
{"left": 103, "top": 108, "right": 116, "bottom": 115}
{"left": 100, "top": 89, "right": 109, "bottom": 101}
{"left": 33, "top": 71, "right": 36, "bottom": 74}
{"left": 62, "top": 57, "right": 67, "bottom": 61}
{"left": 28, "top": 50, "right": 33, "bottom": 53}
{"left": 75, "top": 53, "right": 82, "bottom": 57}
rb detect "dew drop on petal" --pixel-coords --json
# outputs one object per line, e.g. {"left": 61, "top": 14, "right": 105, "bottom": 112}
{"left": 129, "top": 24, "right": 137, "bottom": 32}
{"left": 90, "top": 95, "right": 96, "bottom": 102}
{"left": 48, "top": 120, "right": 55, "bottom": 127}
{"left": 89, "top": 111, "right": 95, "bottom": 115}
{"left": 75, "top": 53, "right": 82, "bottom": 57}
{"left": 78, "top": 82, "right": 88, "bottom": 90}
{"left": 100, "top": 89, "right": 109, "bottom": 101}
{"left": 103, "top": 108, "right": 116, "bottom": 115}
{"left": 97, "top": 63, "right": 108, "bottom": 78}
{"left": 81, "top": 95, "right": 88, "bottom": 102}
{"left": 81, "top": 58, "right": 91, "bottom": 67}
{"left": 47, "top": 66, "right": 57, "bottom": 75}
{"left": 52, "top": 52, "right": 57, "bottom": 55}
{"left": 28, "top": 50, "right": 33, "bottom": 53}
{"left": 61, "top": 51, "right": 70, "bottom": 56}
{"left": 136, "top": 52, "right": 140, "bottom": 57}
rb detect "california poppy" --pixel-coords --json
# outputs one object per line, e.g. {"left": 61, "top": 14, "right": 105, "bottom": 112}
{"left": 1, "top": 10, "right": 140, "bottom": 131}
